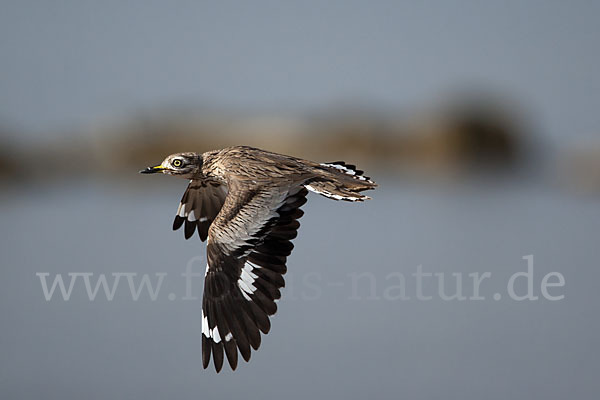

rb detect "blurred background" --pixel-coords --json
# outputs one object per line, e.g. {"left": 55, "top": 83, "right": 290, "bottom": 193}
{"left": 1, "top": 1, "right": 599, "bottom": 399}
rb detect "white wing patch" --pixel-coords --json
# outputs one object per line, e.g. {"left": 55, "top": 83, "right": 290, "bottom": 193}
{"left": 201, "top": 310, "right": 209, "bottom": 337}
{"left": 203, "top": 259, "right": 270, "bottom": 352}
{"left": 178, "top": 202, "right": 186, "bottom": 217}
{"left": 211, "top": 326, "right": 221, "bottom": 343}
{"left": 202, "top": 308, "right": 224, "bottom": 343}
{"left": 237, "top": 261, "right": 261, "bottom": 300}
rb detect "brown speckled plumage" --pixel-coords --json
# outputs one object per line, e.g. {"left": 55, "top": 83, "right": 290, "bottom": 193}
{"left": 141, "top": 145, "right": 376, "bottom": 372}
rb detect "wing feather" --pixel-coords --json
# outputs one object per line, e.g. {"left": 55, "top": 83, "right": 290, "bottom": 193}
{"left": 201, "top": 182, "right": 307, "bottom": 372}
{"left": 173, "top": 180, "right": 227, "bottom": 241}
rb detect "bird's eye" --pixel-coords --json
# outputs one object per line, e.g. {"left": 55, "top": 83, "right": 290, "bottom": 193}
{"left": 172, "top": 159, "right": 183, "bottom": 167}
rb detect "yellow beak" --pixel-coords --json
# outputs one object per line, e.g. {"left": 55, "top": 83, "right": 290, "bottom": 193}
{"left": 139, "top": 165, "right": 164, "bottom": 174}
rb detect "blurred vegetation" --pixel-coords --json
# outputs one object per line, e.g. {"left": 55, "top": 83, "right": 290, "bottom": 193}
{"left": 0, "top": 95, "right": 535, "bottom": 184}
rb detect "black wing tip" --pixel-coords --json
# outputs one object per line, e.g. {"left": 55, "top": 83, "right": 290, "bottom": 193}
{"left": 202, "top": 335, "right": 211, "bottom": 369}
{"left": 224, "top": 341, "right": 238, "bottom": 371}
{"left": 173, "top": 216, "right": 185, "bottom": 231}
{"left": 202, "top": 340, "right": 241, "bottom": 373}
{"left": 184, "top": 219, "right": 196, "bottom": 239}
{"left": 212, "top": 341, "right": 224, "bottom": 372}
{"left": 198, "top": 222, "right": 209, "bottom": 242}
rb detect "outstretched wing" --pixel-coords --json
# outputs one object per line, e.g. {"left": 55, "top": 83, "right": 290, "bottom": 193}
{"left": 201, "top": 181, "right": 307, "bottom": 372}
{"left": 173, "top": 180, "right": 228, "bottom": 241}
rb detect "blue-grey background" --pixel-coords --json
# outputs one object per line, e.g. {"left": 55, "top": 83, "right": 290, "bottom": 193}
{"left": 1, "top": 1, "right": 599, "bottom": 399}
{"left": 1, "top": 0, "right": 599, "bottom": 146}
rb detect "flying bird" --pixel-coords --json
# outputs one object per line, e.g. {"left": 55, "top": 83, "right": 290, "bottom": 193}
{"left": 140, "top": 145, "right": 376, "bottom": 372}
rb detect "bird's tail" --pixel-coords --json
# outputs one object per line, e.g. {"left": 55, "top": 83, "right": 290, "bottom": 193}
{"left": 304, "top": 161, "right": 377, "bottom": 202}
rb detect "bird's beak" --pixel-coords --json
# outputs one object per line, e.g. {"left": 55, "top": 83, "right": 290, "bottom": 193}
{"left": 139, "top": 165, "right": 164, "bottom": 174}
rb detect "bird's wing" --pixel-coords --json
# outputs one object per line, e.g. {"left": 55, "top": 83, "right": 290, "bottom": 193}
{"left": 201, "top": 180, "right": 307, "bottom": 372}
{"left": 173, "top": 179, "right": 228, "bottom": 241}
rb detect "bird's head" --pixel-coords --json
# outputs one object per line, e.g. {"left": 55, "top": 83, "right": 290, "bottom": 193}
{"left": 140, "top": 152, "right": 202, "bottom": 179}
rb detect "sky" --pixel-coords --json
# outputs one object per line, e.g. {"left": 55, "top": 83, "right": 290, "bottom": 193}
{"left": 1, "top": 0, "right": 599, "bottom": 145}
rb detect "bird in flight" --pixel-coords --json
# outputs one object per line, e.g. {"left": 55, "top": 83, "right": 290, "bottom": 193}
{"left": 140, "top": 145, "right": 376, "bottom": 372}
